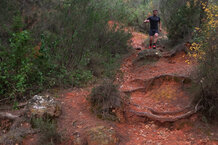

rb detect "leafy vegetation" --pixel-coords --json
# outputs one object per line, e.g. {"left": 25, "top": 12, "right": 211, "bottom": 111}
{"left": 31, "top": 117, "right": 61, "bottom": 145}
{"left": 0, "top": 0, "right": 131, "bottom": 102}
{"left": 159, "top": 0, "right": 201, "bottom": 44}
{"left": 189, "top": 1, "right": 218, "bottom": 120}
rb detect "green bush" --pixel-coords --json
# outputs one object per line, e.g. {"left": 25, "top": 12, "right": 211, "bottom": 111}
{"left": 32, "top": 0, "right": 132, "bottom": 83}
{"left": 191, "top": 1, "right": 218, "bottom": 120}
{"left": 31, "top": 117, "right": 61, "bottom": 145}
{"left": 160, "top": 0, "right": 200, "bottom": 43}
{"left": 0, "top": 0, "right": 132, "bottom": 102}
{"left": 0, "top": 30, "right": 35, "bottom": 100}
{"left": 72, "top": 69, "right": 93, "bottom": 87}
{"left": 33, "top": 0, "right": 131, "bottom": 68}
{"left": 117, "top": 0, "right": 156, "bottom": 32}
{"left": 0, "top": 30, "right": 71, "bottom": 102}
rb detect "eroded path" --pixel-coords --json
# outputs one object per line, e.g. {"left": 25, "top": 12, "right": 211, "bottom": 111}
{"left": 120, "top": 32, "right": 195, "bottom": 113}
{"left": 57, "top": 32, "right": 218, "bottom": 145}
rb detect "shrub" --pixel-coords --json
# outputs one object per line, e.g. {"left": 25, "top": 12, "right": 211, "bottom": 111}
{"left": 72, "top": 69, "right": 93, "bottom": 87}
{"left": 0, "top": 29, "right": 72, "bottom": 102}
{"left": 159, "top": 0, "right": 201, "bottom": 43}
{"left": 89, "top": 80, "right": 122, "bottom": 120}
{"left": 190, "top": 1, "right": 218, "bottom": 120}
{"left": 33, "top": 0, "right": 131, "bottom": 68}
{"left": 31, "top": 117, "right": 61, "bottom": 145}
{"left": 0, "top": 30, "right": 35, "bottom": 101}
{"left": 0, "top": 0, "right": 132, "bottom": 102}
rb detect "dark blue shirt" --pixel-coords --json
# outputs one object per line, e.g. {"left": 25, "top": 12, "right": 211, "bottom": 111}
{"left": 147, "top": 16, "right": 160, "bottom": 30}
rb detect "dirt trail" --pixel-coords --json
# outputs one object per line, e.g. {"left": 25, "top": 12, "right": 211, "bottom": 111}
{"left": 57, "top": 32, "right": 218, "bottom": 145}
{"left": 119, "top": 32, "right": 196, "bottom": 119}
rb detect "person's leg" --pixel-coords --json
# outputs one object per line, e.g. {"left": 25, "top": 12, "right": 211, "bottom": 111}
{"left": 153, "top": 33, "right": 159, "bottom": 49}
{"left": 154, "top": 33, "right": 159, "bottom": 44}
{"left": 149, "top": 30, "right": 154, "bottom": 49}
{"left": 149, "top": 36, "right": 153, "bottom": 49}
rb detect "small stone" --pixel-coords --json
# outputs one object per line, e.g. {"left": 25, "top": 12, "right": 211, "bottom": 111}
{"left": 145, "top": 125, "right": 149, "bottom": 129}
{"left": 85, "top": 126, "right": 119, "bottom": 145}
{"left": 73, "top": 132, "right": 86, "bottom": 145}
{"left": 151, "top": 124, "right": 157, "bottom": 129}
{"left": 138, "top": 49, "right": 162, "bottom": 59}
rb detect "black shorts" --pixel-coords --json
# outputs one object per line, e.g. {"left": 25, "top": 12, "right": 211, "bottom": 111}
{"left": 149, "top": 29, "right": 159, "bottom": 36}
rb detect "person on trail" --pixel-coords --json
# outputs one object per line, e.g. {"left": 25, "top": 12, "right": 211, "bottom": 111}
{"left": 144, "top": 10, "right": 162, "bottom": 49}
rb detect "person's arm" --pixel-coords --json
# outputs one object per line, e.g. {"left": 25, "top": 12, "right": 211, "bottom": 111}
{"left": 144, "top": 17, "right": 150, "bottom": 23}
{"left": 159, "top": 18, "right": 162, "bottom": 32}
{"left": 144, "top": 19, "right": 150, "bottom": 23}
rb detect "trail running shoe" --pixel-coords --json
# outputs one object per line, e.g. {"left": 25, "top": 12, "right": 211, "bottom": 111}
{"left": 153, "top": 45, "right": 156, "bottom": 49}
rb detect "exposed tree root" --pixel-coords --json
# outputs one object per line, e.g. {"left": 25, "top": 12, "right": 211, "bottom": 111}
{"left": 123, "top": 74, "right": 192, "bottom": 93}
{"left": 162, "top": 45, "right": 188, "bottom": 58}
{"left": 129, "top": 103, "right": 202, "bottom": 123}
{"left": 0, "top": 102, "right": 27, "bottom": 111}
{"left": 123, "top": 87, "right": 145, "bottom": 93}
{"left": 130, "top": 109, "right": 195, "bottom": 123}
{"left": 132, "top": 74, "right": 192, "bottom": 85}
{"left": 131, "top": 103, "right": 192, "bottom": 115}
{"left": 148, "top": 106, "right": 192, "bottom": 115}
{"left": 122, "top": 74, "right": 197, "bottom": 123}
{"left": 0, "top": 112, "right": 19, "bottom": 120}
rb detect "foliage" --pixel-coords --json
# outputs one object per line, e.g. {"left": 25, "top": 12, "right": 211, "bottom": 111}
{"left": 190, "top": 1, "right": 218, "bottom": 120}
{"left": 72, "top": 69, "right": 93, "bottom": 87}
{"left": 0, "top": 30, "right": 34, "bottom": 101}
{"left": 0, "top": 0, "right": 132, "bottom": 102}
{"left": 32, "top": 0, "right": 132, "bottom": 85}
{"left": 159, "top": 0, "right": 201, "bottom": 43}
{"left": 0, "top": 29, "right": 71, "bottom": 102}
{"left": 89, "top": 80, "right": 122, "bottom": 120}
{"left": 118, "top": 0, "right": 159, "bottom": 32}
{"left": 31, "top": 117, "right": 61, "bottom": 145}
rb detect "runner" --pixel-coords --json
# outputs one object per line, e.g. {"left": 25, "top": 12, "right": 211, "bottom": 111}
{"left": 144, "top": 10, "right": 162, "bottom": 49}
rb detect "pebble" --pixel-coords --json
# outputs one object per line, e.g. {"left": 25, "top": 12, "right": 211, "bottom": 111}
{"left": 145, "top": 125, "right": 149, "bottom": 129}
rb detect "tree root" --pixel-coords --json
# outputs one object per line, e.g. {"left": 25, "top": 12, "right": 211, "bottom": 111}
{"left": 0, "top": 106, "right": 27, "bottom": 120}
{"left": 162, "top": 45, "right": 188, "bottom": 58}
{"left": 130, "top": 109, "right": 196, "bottom": 123}
{"left": 131, "top": 103, "right": 192, "bottom": 115}
{"left": 129, "top": 104, "right": 202, "bottom": 123}
{"left": 0, "top": 102, "right": 27, "bottom": 111}
{"left": 123, "top": 87, "right": 146, "bottom": 93}
{"left": 0, "top": 112, "right": 19, "bottom": 120}
{"left": 123, "top": 74, "right": 192, "bottom": 93}
{"left": 148, "top": 106, "right": 192, "bottom": 115}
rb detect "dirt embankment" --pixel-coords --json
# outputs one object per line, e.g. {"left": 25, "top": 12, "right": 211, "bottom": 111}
{"left": 55, "top": 31, "right": 218, "bottom": 145}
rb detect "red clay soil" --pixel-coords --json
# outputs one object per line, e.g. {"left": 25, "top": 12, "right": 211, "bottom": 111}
{"left": 55, "top": 31, "right": 218, "bottom": 145}
{"left": 119, "top": 32, "right": 195, "bottom": 116}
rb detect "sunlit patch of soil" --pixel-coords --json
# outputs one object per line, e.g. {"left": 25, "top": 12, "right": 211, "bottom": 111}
{"left": 130, "top": 81, "right": 192, "bottom": 113}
